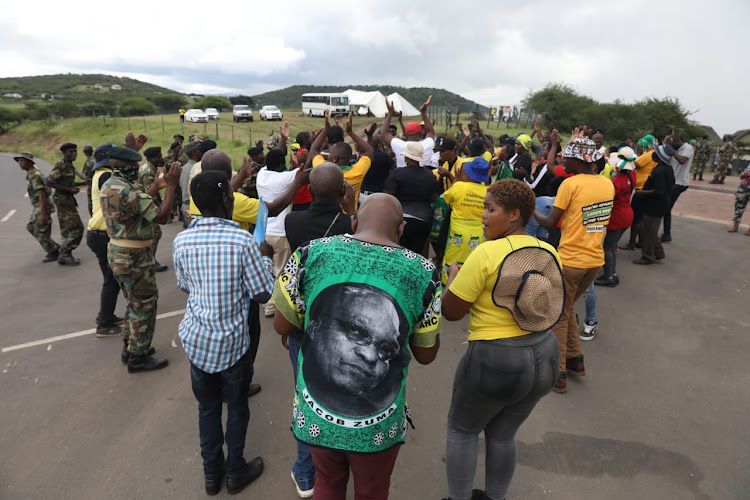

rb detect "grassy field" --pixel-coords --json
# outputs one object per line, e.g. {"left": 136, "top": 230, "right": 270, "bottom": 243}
{"left": 0, "top": 109, "right": 529, "bottom": 168}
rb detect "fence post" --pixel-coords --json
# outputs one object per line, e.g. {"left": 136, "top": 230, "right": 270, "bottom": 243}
{"left": 161, "top": 116, "right": 165, "bottom": 133}
{"left": 128, "top": 118, "right": 131, "bottom": 130}
{"left": 248, "top": 127, "right": 252, "bottom": 145}
{"left": 231, "top": 125, "right": 234, "bottom": 142}
{"left": 114, "top": 116, "right": 116, "bottom": 129}
{"left": 143, "top": 117, "right": 147, "bottom": 132}
{"left": 215, "top": 121, "right": 219, "bottom": 140}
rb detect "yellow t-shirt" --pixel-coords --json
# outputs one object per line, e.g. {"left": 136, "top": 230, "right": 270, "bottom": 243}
{"left": 312, "top": 154, "right": 372, "bottom": 210}
{"left": 434, "top": 156, "right": 467, "bottom": 192}
{"left": 449, "top": 235, "right": 562, "bottom": 341}
{"left": 600, "top": 164, "right": 615, "bottom": 180}
{"left": 443, "top": 181, "right": 487, "bottom": 221}
{"left": 553, "top": 174, "right": 615, "bottom": 269}
{"left": 190, "top": 191, "right": 260, "bottom": 231}
{"left": 88, "top": 168, "right": 112, "bottom": 231}
{"left": 634, "top": 152, "right": 657, "bottom": 189}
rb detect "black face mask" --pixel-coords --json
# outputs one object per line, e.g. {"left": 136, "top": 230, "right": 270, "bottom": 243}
{"left": 154, "top": 159, "right": 166, "bottom": 167}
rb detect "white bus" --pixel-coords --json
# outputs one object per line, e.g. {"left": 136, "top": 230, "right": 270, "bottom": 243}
{"left": 302, "top": 93, "right": 350, "bottom": 117}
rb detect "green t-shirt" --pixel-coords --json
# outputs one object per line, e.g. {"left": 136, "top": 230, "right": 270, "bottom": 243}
{"left": 273, "top": 235, "right": 442, "bottom": 454}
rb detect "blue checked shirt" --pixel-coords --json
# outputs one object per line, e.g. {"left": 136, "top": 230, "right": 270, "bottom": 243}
{"left": 173, "top": 217, "right": 275, "bottom": 373}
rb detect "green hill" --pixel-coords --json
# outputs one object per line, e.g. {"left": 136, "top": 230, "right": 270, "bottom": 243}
{"left": 0, "top": 74, "right": 184, "bottom": 102}
{"left": 251, "top": 85, "right": 488, "bottom": 113}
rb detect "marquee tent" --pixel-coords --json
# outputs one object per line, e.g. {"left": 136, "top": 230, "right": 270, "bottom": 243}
{"left": 342, "top": 89, "right": 388, "bottom": 117}
{"left": 386, "top": 92, "right": 420, "bottom": 117}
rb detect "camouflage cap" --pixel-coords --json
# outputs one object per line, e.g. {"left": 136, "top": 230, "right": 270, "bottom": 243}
{"left": 188, "top": 134, "right": 206, "bottom": 143}
{"left": 107, "top": 147, "right": 142, "bottom": 162}
{"left": 267, "top": 134, "right": 281, "bottom": 150}
{"left": 13, "top": 152, "right": 34, "bottom": 161}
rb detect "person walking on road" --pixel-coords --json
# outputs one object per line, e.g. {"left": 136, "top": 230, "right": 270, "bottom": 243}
{"left": 137, "top": 146, "right": 169, "bottom": 272}
{"left": 728, "top": 163, "right": 750, "bottom": 235}
{"left": 15, "top": 152, "right": 61, "bottom": 262}
{"left": 100, "top": 144, "right": 181, "bottom": 373}
{"left": 46, "top": 143, "right": 87, "bottom": 265}
{"left": 82, "top": 144, "right": 95, "bottom": 216}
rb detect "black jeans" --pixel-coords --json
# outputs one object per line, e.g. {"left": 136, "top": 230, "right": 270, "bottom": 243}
{"left": 190, "top": 349, "right": 253, "bottom": 478}
{"left": 603, "top": 228, "right": 625, "bottom": 278}
{"left": 400, "top": 217, "right": 432, "bottom": 254}
{"left": 86, "top": 230, "right": 120, "bottom": 326}
{"left": 446, "top": 332, "right": 560, "bottom": 500}
{"left": 663, "top": 184, "right": 689, "bottom": 236}
{"left": 641, "top": 215, "right": 665, "bottom": 262}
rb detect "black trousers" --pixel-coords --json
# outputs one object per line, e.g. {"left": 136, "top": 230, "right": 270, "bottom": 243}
{"left": 86, "top": 230, "right": 120, "bottom": 326}
{"left": 663, "top": 184, "right": 689, "bottom": 236}
{"left": 400, "top": 217, "right": 432, "bottom": 254}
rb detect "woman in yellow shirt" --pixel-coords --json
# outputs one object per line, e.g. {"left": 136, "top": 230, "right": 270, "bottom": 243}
{"left": 440, "top": 157, "right": 490, "bottom": 283}
{"left": 441, "top": 179, "right": 564, "bottom": 500}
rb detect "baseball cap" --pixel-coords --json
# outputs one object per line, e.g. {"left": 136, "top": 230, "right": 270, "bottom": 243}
{"left": 405, "top": 122, "right": 421, "bottom": 135}
{"left": 93, "top": 143, "right": 116, "bottom": 169}
{"left": 469, "top": 138, "right": 486, "bottom": 156}
{"left": 434, "top": 137, "right": 457, "bottom": 152}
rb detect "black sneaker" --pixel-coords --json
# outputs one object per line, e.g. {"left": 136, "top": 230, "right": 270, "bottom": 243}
{"left": 660, "top": 234, "right": 672, "bottom": 243}
{"left": 226, "top": 457, "right": 264, "bottom": 495}
{"left": 95, "top": 324, "right": 122, "bottom": 338}
{"left": 42, "top": 250, "right": 60, "bottom": 263}
{"left": 127, "top": 354, "right": 168, "bottom": 373}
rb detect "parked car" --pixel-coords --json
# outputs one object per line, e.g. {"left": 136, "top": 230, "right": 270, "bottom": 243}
{"left": 232, "top": 104, "right": 254, "bottom": 122}
{"left": 204, "top": 108, "right": 219, "bottom": 120}
{"left": 260, "top": 105, "right": 283, "bottom": 121}
{"left": 185, "top": 109, "right": 208, "bottom": 123}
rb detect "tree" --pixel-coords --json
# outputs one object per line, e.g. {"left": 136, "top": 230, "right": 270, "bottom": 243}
{"left": 0, "top": 106, "right": 21, "bottom": 133}
{"left": 229, "top": 95, "right": 254, "bottom": 106}
{"left": 151, "top": 94, "right": 188, "bottom": 112}
{"left": 118, "top": 97, "right": 157, "bottom": 116}
{"left": 194, "top": 96, "right": 233, "bottom": 111}
{"left": 49, "top": 100, "right": 80, "bottom": 118}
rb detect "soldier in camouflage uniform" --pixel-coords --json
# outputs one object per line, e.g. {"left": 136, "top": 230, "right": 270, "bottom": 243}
{"left": 100, "top": 147, "right": 182, "bottom": 373}
{"left": 266, "top": 132, "right": 281, "bottom": 152}
{"left": 164, "top": 141, "right": 183, "bottom": 220}
{"left": 15, "top": 152, "right": 61, "bottom": 262}
{"left": 82, "top": 145, "right": 95, "bottom": 215}
{"left": 46, "top": 143, "right": 87, "bottom": 265}
{"left": 692, "top": 136, "right": 711, "bottom": 181}
{"left": 728, "top": 164, "right": 750, "bottom": 235}
{"left": 710, "top": 136, "right": 735, "bottom": 184}
{"left": 137, "top": 146, "right": 169, "bottom": 272}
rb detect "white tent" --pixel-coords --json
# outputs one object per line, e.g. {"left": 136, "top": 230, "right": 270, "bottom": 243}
{"left": 386, "top": 92, "right": 420, "bottom": 117}
{"left": 342, "top": 89, "right": 388, "bottom": 117}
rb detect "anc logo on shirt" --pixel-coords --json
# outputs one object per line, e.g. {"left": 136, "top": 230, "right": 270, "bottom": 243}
{"left": 581, "top": 200, "right": 613, "bottom": 233}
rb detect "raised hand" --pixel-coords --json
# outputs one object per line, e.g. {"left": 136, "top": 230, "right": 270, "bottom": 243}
{"left": 334, "top": 113, "right": 344, "bottom": 128}
{"left": 135, "top": 134, "right": 148, "bottom": 151}
{"left": 385, "top": 98, "right": 395, "bottom": 114}
{"left": 280, "top": 121, "right": 291, "bottom": 139}
{"left": 345, "top": 113, "right": 354, "bottom": 135}
{"left": 324, "top": 109, "right": 331, "bottom": 128}
{"left": 364, "top": 122, "right": 377, "bottom": 136}
{"left": 462, "top": 125, "right": 471, "bottom": 138}
{"left": 165, "top": 162, "right": 182, "bottom": 186}
{"left": 420, "top": 95, "right": 433, "bottom": 113}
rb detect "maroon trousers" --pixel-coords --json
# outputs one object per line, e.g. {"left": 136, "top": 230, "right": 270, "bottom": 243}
{"left": 309, "top": 444, "right": 402, "bottom": 500}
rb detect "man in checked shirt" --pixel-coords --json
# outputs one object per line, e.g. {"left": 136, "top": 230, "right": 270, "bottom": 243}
{"left": 173, "top": 170, "right": 275, "bottom": 496}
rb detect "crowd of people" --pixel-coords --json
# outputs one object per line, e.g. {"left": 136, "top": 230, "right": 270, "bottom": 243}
{"left": 12, "top": 95, "right": 750, "bottom": 500}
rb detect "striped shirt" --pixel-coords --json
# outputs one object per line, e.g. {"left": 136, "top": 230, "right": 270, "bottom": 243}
{"left": 173, "top": 217, "right": 274, "bottom": 373}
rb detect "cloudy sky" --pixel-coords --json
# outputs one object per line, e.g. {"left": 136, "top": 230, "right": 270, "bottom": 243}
{"left": 2, "top": 0, "right": 748, "bottom": 134}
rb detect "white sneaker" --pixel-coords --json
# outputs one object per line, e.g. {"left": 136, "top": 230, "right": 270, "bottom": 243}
{"left": 580, "top": 321, "right": 597, "bottom": 341}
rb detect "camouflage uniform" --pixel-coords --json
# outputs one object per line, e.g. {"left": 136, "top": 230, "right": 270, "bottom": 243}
{"left": 267, "top": 133, "right": 281, "bottom": 150}
{"left": 26, "top": 166, "right": 60, "bottom": 254}
{"left": 136, "top": 162, "right": 163, "bottom": 258}
{"left": 237, "top": 161, "right": 263, "bottom": 199}
{"left": 693, "top": 139, "right": 711, "bottom": 179}
{"left": 733, "top": 165, "right": 750, "bottom": 225}
{"left": 164, "top": 150, "right": 182, "bottom": 215}
{"left": 101, "top": 168, "right": 160, "bottom": 356}
{"left": 82, "top": 156, "right": 95, "bottom": 215}
{"left": 48, "top": 160, "right": 84, "bottom": 250}
{"left": 713, "top": 141, "right": 735, "bottom": 182}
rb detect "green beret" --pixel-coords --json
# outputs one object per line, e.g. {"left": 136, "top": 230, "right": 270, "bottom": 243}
{"left": 107, "top": 147, "right": 142, "bottom": 162}
{"left": 60, "top": 142, "right": 77, "bottom": 152}
{"left": 182, "top": 141, "right": 202, "bottom": 155}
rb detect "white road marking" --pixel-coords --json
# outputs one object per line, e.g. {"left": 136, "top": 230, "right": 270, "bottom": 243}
{"left": 1, "top": 309, "right": 186, "bottom": 353}
{"left": 1, "top": 209, "right": 16, "bottom": 222}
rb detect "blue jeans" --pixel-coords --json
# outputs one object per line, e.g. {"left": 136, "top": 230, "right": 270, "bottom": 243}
{"left": 190, "top": 349, "right": 253, "bottom": 478}
{"left": 583, "top": 282, "right": 597, "bottom": 324}
{"left": 288, "top": 335, "right": 316, "bottom": 478}
{"left": 527, "top": 196, "right": 555, "bottom": 239}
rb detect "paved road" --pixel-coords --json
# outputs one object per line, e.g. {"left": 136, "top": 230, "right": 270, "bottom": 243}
{"left": 1, "top": 155, "right": 749, "bottom": 499}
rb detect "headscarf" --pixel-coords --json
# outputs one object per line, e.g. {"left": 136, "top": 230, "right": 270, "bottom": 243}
{"left": 561, "top": 138, "right": 601, "bottom": 163}
{"left": 637, "top": 134, "right": 655, "bottom": 149}
{"left": 516, "top": 134, "right": 533, "bottom": 151}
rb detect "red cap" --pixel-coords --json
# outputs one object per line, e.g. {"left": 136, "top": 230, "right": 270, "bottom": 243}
{"left": 405, "top": 122, "right": 421, "bottom": 135}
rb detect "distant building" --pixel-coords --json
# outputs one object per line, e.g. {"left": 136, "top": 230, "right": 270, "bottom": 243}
{"left": 3, "top": 93, "right": 22, "bottom": 99}
{"left": 188, "top": 94, "right": 204, "bottom": 102}
{"left": 111, "top": 84, "right": 122, "bottom": 91}
{"left": 94, "top": 84, "right": 102, "bottom": 89}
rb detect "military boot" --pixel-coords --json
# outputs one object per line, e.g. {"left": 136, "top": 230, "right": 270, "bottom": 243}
{"left": 127, "top": 354, "right": 168, "bottom": 373}
{"left": 121, "top": 338, "right": 156, "bottom": 364}
{"left": 42, "top": 249, "right": 60, "bottom": 263}
{"left": 57, "top": 248, "right": 81, "bottom": 266}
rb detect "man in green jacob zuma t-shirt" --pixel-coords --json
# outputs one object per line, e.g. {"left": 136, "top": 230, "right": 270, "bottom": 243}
{"left": 273, "top": 193, "right": 441, "bottom": 499}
